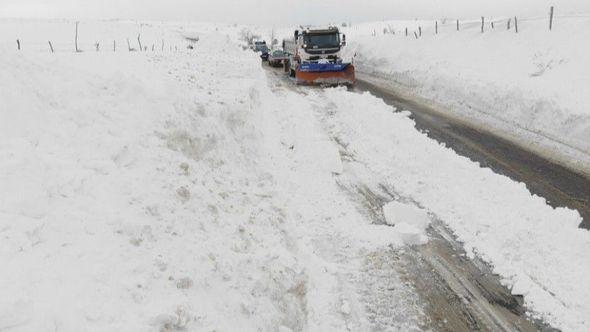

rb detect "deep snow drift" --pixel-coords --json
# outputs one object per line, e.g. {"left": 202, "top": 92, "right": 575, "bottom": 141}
{"left": 2, "top": 18, "right": 590, "bottom": 332}
{"left": 343, "top": 15, "right": 590, "bottom": 176}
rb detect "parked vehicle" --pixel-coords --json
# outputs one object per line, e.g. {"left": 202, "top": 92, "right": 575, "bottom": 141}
{"left": 282, "top": 26, "right": 355, "bottom": 86}
{"left": 260, "top": 49, "right": 270, "bottom": 61}
{"left": 252, "top": 41, "right": 267, "bottom": 52}
{"left": 267, "top": 50, "right": 288, "bottom": 67}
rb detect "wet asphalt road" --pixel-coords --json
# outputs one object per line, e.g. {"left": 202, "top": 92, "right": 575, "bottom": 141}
{"left": 354, "top": 78, "right": 590, "bottom": 230}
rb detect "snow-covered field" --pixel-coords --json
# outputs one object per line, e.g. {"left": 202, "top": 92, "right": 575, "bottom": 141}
{"left": 343, "top": 15, "right": 590, "bottom": 176}
{"left": 1, "top": 19, "right": 590, "bottom": 332}
{"left": 0, "top": 19, "right": 426, "bottom": 331}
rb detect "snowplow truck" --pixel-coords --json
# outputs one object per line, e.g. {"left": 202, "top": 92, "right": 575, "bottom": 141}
{"left": 283, "top": 27, "right": 355, "bottom": 86}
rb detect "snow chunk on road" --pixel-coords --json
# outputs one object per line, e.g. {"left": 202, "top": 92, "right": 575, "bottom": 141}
{"left": 383, "top": 201, "right": 430, "bottom": 245}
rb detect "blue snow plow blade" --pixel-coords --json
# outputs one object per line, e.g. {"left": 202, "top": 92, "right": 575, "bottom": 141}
{"left": 299, "top": 63, "right": 350, "bottom": 72}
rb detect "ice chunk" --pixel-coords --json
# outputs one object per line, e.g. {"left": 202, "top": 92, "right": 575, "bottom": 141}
{"left": 383, "top": 201, "right": 431, "bottom": 245}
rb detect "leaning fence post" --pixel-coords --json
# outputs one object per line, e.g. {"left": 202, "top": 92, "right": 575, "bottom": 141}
{"left": 137, "top": 34, "right": 142, "bottom": 51}
{"left": 48, "top": 41, "right": 54, "bottom": 53}
{"left": 16, "top": 39, "right": 21, "bottom": 50}
{"left": 419, "top": 26, "right": 422, "bottom": 36}
{"left": 549, "top": 6, "right": 554, "bottom": 31}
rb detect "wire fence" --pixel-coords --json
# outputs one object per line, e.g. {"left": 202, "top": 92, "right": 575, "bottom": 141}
{"left": 3, "top": 21, "right": 198, "bottom": 53}
{"left": 3, "top": 7, "right": 588, "bottom": 52}
{"left": 5, "top": 40, "right": 192, "bottom": 53}
{"left": 357, "top": 7, "right": 587, "bottom": 38}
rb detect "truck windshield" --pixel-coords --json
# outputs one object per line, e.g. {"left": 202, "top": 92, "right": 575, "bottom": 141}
{"left": 304, "top": 33, "right": 340, "bottom": 49}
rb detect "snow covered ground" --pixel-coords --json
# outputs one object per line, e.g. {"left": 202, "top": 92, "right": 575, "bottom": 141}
{"left": 0, "top": 19, "right": 426, "bottom": 331}
{"left": 1, "top": 18, "right": 590, "bottom": 332}
{"left": 343, "top": 14, "right": 590, "bottom": 176}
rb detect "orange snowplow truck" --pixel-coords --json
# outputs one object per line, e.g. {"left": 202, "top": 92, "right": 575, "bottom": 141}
{"left": 282, "top": 26, "right": 355, "bottom": 86}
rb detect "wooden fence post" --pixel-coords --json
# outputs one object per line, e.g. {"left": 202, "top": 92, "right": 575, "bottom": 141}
{"left": 75, "top": 21, "right": 80, "bottom": 52}
{"left": 419, "top": 26, "right": 422, "bottom": 37}
{"left": 16, "top": 39, "right": 21, "bottom": 50}
{"left": 481, "top": 17, "right": 484, "bottom": 33}
{"left": 95, "top": 42, "right": 99, "bottom": 51}
{"left": 515, "top": 16, "right": 518, "bottom": 33}
{"left": 137, "top": 34, "right": 142, "bottom": 51}
{"left": 549, "top": 6, "right": 554, "bottom": 31}
{"left": 161, "top": 39, "right": 164, "bottom": 51}
{"left": 507, "top": 18, "right": 511, "bottom": 30}
{"left": 456, "top": 19, "right": 459, "bottom": 31}
{"left": 491, "top": 21, "right": 494, "bottom": 29}
{"left": 413, "top": 31, "right": 418, "bottom": 39}
{"left": 48, "top": 41, "right": 54, "bottom": 53}
{"left": 405, "top": 27, "right": 408, "bottom": 37}
{"left": 127, "top": 38, "right": 132, "bottom": 51}
{"left": 113, "top": 40, "right": 116, "bottom": 52}
{"left": 435, "top": 21, "right": 438, "bottom": 34}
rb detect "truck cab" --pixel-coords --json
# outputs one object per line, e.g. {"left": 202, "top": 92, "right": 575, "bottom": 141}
{"left": 300, "top": 28, "right": 342, "bottom": 59}
{"left": 284, "top": 26, "right": 346, "bottom": 63}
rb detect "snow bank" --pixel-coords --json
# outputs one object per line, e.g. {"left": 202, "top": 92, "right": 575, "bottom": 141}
{"left": 344, "top": 15, "right": 590, "bottom": 175}
{"left": 0, "top": 19, "right": 424, "bottom": 331}
{"left": 310, "top": 86, "right": 590, "bottom": 331}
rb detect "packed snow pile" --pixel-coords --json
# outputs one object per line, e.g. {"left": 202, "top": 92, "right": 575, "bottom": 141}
{"left": 344, "top": 15, "right": 590, "bottom": 175}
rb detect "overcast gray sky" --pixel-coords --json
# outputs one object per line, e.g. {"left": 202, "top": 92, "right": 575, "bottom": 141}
{"left": 1, "top": 0, "right": 589, "bottom": 25}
